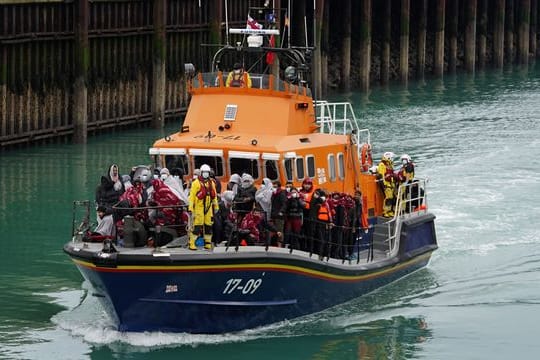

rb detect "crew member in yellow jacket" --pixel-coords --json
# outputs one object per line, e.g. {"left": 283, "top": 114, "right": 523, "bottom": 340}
{"left": 377, "top": 152, "right": 396, "bottom": 217}
{"left": 188, "top": 164, "right": 219, "bottom": 250}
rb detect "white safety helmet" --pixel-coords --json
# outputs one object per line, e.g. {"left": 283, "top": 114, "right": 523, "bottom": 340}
{"left": 200, "top": 164, "right": 211, "bottom": 179}
{"left": 400, "top": 154, "right": 412, "bottom": 164}
{"left": 382, "top": 152, "right": 396, "bottom": 162}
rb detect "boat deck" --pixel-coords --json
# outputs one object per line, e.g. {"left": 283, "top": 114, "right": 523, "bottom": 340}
{"left": 71, "top": 240, "right": 390, "bottom": 267}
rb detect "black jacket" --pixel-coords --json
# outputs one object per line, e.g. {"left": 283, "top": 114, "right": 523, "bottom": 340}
{"left": 234, "top": 185, "right": 257, "bottom": 213}
{"left": 270, "top": 189, "right": 288, "bottom": 219}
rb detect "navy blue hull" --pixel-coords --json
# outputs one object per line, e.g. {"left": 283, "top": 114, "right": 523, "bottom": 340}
{"left": 67, "top": 215, "right": 437, "bottom": 333}
{"left": 73, "top": 252, "right": 431, "bottom": 333}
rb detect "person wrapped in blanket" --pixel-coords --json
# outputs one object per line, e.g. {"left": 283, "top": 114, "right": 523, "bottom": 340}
{"left": 237, "top": 204, "right": 282, "bottom": 246}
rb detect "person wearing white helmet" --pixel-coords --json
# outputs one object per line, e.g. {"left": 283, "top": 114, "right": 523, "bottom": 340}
{"left": 377, "top": 151, "right": 397, "bottom": 217}
{"left": 188, "top": 164, "right": 219, "bottom": 250}
{"left": 397, "top": 154, "right": 415, "bottom": 184}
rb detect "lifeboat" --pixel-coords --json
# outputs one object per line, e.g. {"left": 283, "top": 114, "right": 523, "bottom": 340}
{"left": 64, "top": 16, "right": 437, "bottom": 334}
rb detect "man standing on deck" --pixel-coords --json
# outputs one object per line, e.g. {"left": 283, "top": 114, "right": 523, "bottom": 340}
{"left": 377, "top": 152, "right": 397, "bottom": 217}
{"left": 188, "top": 164, "right": 219, "bottom": 250}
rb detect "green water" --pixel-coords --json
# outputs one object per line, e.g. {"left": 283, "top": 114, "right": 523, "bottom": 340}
{"left": 1, "top": 64, "right": 540, "bottom": 359}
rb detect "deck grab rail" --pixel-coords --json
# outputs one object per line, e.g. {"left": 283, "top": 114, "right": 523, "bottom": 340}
{"left": 376, "top": 178, "right": 429, "bottom": 256}
{"left": 314, "top": 101, "right": 370, "bottom": 161}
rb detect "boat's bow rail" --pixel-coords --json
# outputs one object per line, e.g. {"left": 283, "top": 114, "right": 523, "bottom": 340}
{"left": 315, "top": 101, "right": 371, "bottom": 159}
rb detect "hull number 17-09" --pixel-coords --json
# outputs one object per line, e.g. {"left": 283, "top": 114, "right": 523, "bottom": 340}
{"left": 223, "top": 278, "right": 263, "bottom": 294}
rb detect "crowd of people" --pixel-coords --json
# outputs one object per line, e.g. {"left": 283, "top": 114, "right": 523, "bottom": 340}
{"left": 89, "top": 152, "right": 418, "bottom": 259}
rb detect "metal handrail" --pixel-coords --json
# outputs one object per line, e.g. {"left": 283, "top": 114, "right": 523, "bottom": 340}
{"left": 314, "top": 101, "right": 371, "bottom": 160}
{"left": 386, "top": 178, "right": 429, "bottom": 256}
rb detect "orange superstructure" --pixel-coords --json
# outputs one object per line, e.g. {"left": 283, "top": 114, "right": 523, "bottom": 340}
{"left": 151, "top": 71, "right": 383, "bottom": 217}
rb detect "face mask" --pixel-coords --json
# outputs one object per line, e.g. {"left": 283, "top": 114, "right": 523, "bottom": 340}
{"left": 202, "top": 172, "right": 210, "bottom": 179}
{"left": 286, "top": 186, "right": 292, "bottom": 192}
{"left": 402, "top": 159, "right": 408, "bottom": 165}
{"left": 173, "top": 175, "right": 180, "bottom": 181}
{"left": 234, "top": 69, "right": 241, "bottom": 75}
{"left": 292, "top": 192, "right": 298, "bottom": 198}
{"left": 272, "top": 188, "right": 278, "bottom": 194}
{"left": 320, "top": 196, "right": 326, "bottom": 202}
{"left": 153, "top": 174, "right": 159, "bottom": 180}
{"left": 160, "top": 174, "right": 168, "bottom": 181}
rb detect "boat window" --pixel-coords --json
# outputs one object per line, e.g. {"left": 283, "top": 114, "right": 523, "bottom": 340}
{"left": 284, "top": 159, "right": 294, "bottom": 181}
{"left": 264, "top": 160, "right": 279, "bottom": 181}
{"left": 295, "top": 157, "right": 305, "bottom": 180}
{"left": 337, "top": 153, "right": 345, "bottom": 180}
{"left": 251, "top": 75, "right": 264, "bottom": 89}
{"left": 230, "top": 158, "right": 259, "bottom": 179}
{"left": 328, "top": 154, "right": 336, "bottom": 182}
{"left": 306, "top": 155, "right": 315, "bottom": 178}
{"left": 193, "top": 156, "right": 224, "bottom": 177}
{"left": 164, "top": 155, "right": 189, "bottom": 177}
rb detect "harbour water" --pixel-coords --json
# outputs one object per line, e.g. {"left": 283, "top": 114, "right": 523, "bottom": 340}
{"left": 1, "top": 64, "right": 540, "bottom": 359}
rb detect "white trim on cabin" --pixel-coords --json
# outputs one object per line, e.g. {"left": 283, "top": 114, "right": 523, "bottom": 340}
{"left": 228, "top": 150, "right": 260, "bottom": 159}
{"left": 152, "top": 148, "right": 187, "bottom": 155}
{"left": 284, "top": 151, "right": 297, "bottom": 159}
{"left": 189, "top": 149, "right": 224, "bottom": 157}
{"left": 262, "top": 152, "right": 280, "bottom": 160}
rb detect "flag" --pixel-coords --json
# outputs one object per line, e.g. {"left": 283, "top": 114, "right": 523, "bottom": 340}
{"left": 265, "top": 12, "right": 276, "bottom": 24}
{"left": 266, "top": 34, "right": 275, "bottom": 65}
{"left": 247, "top": 14, "right": 263, "bottom": 30}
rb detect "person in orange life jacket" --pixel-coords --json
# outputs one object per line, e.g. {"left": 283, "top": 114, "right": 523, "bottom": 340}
{"left": 270, "top": 180, "right": 288, "bottom": 247}
{"left": 299, "top": 178, "right": 316, "bottom": 244}
{"left": 238, "top": 204, "right": 281, "bottom": 246}
{"left": 188, "top": 164, "right": 219, "bottom": 250}
{"left": 226, "top": 62, "right": 252, "bottom": 88}
{"left": 376, "top": 151, "right": 397, "bottom": 217}
{"left": 313, "top": 190, "right": 334, "bottom": 259}
{"left": 285, "top": 187, "right": 304, "bottom": 250}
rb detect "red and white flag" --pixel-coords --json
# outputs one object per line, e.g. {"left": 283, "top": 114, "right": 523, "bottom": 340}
{"left": 246, "top": 14, "right": 263, "bottom": 30}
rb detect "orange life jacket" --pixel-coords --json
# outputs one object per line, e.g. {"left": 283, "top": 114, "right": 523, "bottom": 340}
{"left": 195, "top": 177, "right": 217, "bottom": 200}
{"left": 303, "top": 189, "right": 314, "bottom": 209}
{"left": 317, "top": 203, "right": 331, "bottom": 222}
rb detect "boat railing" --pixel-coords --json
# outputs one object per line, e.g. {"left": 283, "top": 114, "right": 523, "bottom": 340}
{"left": 314, "top": 101, "right": 370, "bottom": 158}
{"left": 378, "top": 178, "right": 429, "bottom": 256}
{"left": 191, "top": 72, "right": 311, "bottom": 96}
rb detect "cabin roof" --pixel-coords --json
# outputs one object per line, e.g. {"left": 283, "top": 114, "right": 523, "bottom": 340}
{"left": 152, "top": 131, "right": 349, "bottom": 154}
